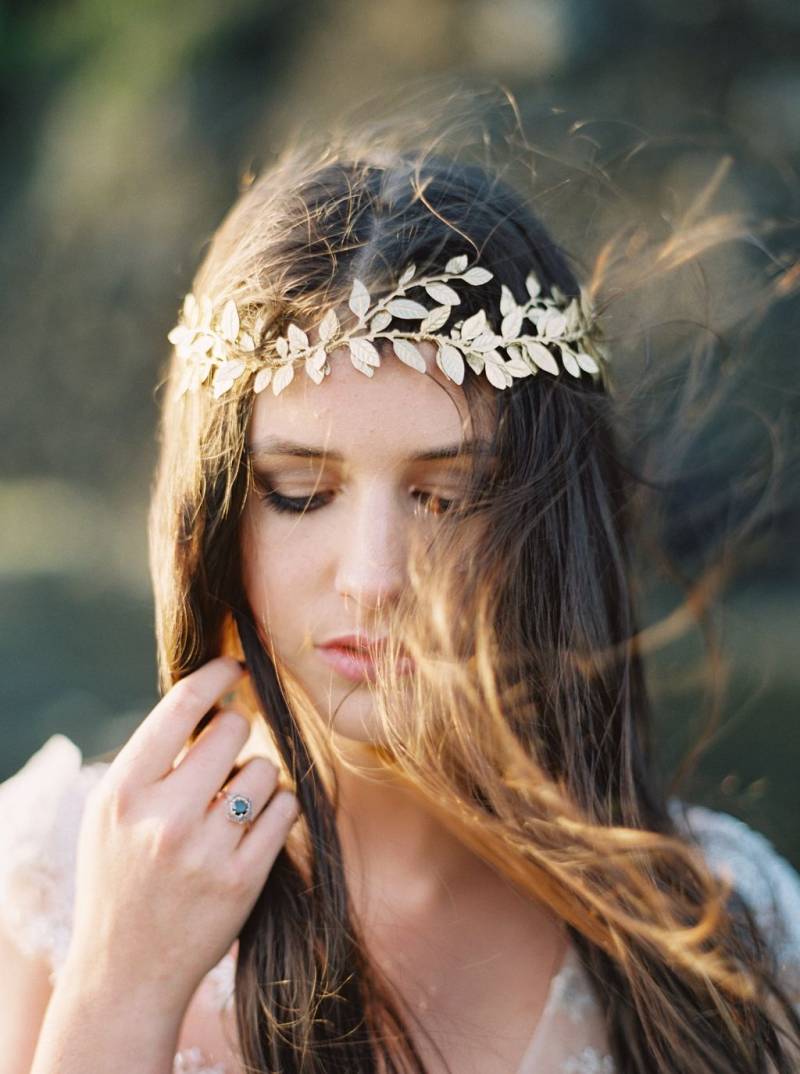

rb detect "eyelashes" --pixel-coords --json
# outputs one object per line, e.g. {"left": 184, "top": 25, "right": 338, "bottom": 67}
{"left": 257, "top": 488, "right": 332, "bottom": 514}
{"left": 255, "top": 485, "right": 456, "bottom": 517}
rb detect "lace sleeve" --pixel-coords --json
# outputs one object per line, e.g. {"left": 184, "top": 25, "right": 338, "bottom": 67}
{"left": 0, "top": 734, "right": 108, "bottom": 985}
{"left": 669, "top": 800, "right": 800, "bottom": 999}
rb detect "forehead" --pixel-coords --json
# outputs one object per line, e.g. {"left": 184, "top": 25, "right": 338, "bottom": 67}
{"left": 246, "top": 341, "right": 495, "bottom": 465}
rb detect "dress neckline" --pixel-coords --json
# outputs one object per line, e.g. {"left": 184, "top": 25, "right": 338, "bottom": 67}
{"left": 513, "top": 936, "right": 579, "bottom": 1074}
{"left": 200, "top": 932, "right": 581, "bottom": 1074}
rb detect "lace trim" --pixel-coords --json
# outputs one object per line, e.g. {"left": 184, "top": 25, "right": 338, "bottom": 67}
{"left": 206, "top": 950, "right": 236, "bottom": 1012}
{"left": 0, "top": 735, "right": 110, "bottom": 982}
{"left": 2, "top": 737, "right": 798, "bottom": 1074}
{"left": 669, "top": 800, "right": 800, "bottom": 993}
{"left": 562, "top": 1047, "right": 616, "bottom": 1073}
{"left": 173, "top": 1047, "right": 227, "bottom": 1074}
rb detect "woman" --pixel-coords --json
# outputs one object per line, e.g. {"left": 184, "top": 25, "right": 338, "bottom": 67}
{"left": 2, "top": 124, "right": 799, "bottom": 1074}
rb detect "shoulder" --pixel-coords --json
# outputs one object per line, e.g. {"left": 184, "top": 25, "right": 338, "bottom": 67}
{"left": 0, "top": 734, "right": 110, "bottom": 984}
{"left": 668, "top": 798, "right": 800, "bottom": 989}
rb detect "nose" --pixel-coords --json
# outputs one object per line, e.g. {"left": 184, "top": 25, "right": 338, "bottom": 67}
{"left": 334, "top": 479, "right": 407, "bottom": 615}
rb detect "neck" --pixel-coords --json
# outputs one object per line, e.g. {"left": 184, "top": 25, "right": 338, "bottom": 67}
{"left": 327, "top": 733, "right": 484, "bottom": 921}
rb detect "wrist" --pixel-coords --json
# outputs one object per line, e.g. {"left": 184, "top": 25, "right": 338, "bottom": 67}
{"left": 57, "top": 946, "right": 191, "bottom": 1027}
{"left": 32, "top": 965, "right": 184, "bottom": 1074}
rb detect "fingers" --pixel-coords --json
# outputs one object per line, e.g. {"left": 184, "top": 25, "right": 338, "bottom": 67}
{"left": 112, "top": 657, "right": 247, "bottom": 784}
{"left": 234, "top": 777, "right": 300, "bottom": 877}
{"left": 208, "top": 755, "right": 281, "bottom": 842}
{"left": 168, "top": 709, "right": 252, "bottom": 803}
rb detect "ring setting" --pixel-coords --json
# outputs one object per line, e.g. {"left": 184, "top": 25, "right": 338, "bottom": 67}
{"left": 220, "top": 791, "right": 254, "bottom": 825}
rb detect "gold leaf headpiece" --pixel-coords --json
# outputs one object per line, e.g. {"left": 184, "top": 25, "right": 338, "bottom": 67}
{"left": 167, "top": 254, "right": 609, "bottom": 400}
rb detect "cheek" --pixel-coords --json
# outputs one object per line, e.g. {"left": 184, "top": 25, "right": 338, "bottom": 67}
{"left": 241, "top": 516, "right": 326, "bottom": 651}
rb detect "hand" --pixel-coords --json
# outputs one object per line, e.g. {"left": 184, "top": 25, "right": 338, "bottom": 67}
{"left": 65, "top": 656, "right": 299, "bottom": 1016}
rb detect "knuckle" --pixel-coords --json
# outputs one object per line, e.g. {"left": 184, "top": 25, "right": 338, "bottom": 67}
{"left": 152, "top": 815, "right": 188, "bottom": 856}
{"left": 100, "top": 775, "right": 135, "bottom": 819}
{"left": 170, "top": 678, "right": 207, "bottom": 719}
{"left": 221, "top": 863, "right": 250, "bottom": 896}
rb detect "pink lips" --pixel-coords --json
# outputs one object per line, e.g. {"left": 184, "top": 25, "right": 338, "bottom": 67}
{"left": 316, "top": 634, "right": 414, "bottom": 682}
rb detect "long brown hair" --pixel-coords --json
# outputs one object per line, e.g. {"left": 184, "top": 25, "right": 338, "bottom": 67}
{"left": 148, "top": 98, "right": 800, "bottom": 1073}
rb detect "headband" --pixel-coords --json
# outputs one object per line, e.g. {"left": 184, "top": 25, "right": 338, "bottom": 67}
{"left": 167, "top": 254, "right": 609, "bottom": 399}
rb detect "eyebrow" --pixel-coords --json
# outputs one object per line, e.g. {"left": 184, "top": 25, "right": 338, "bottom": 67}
{"left": 245, "top": 436, "right": 494, "bottom": 463}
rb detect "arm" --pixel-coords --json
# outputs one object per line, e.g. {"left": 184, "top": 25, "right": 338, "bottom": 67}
{"left": 29, "top": 952, "right": 185, "bottom": 1074}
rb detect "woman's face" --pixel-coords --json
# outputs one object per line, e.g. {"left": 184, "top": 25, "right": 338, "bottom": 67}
{"left": 240, "top": 341, "right": 495, "bottom": 746}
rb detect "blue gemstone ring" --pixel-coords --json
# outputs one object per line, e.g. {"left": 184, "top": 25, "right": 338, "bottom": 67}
{"left": 219, "top": 790, "right": 255, "bottom": 825}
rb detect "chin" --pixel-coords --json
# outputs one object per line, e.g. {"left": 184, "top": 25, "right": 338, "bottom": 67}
{"left": 281, "top": 661, "right": 395, "bottom": 752}
{"left": 328, "top": 696, "right": 386, "bottom": 745}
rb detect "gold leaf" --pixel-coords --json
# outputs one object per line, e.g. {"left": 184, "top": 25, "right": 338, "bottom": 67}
{"left": 287, "top": 323, "right": 309, "bottom": 351}
{"left": 399, "top": 263, "right": 416, "bottom": 286}
{"left": 168, "top": 324, "right": 192, "bottom": 346}
{"left": 464, "top": 351, "right": 485, "bottom": 374}
{"left": 500, "top": 307, "right": 523, "bottom": 340}
{"left": 308, "top": 344, "right": 328, "bottom": 372}
{"left": 349, "top": 352, "right": 376, "bottom": 377}
{"left": 500, "top": 285, "right": 516, "bottom": 317}
{"left": 484, "top": 359, "right": 508, "bottom": 389}
{"left": 239, "top": 332, "right": 255, "bottom": 352}
{"left": 561, "top": 349, "right": 581, "bottom": 377}
{"left": 272, "top": 363, "right": 295, "bottom": 395}
{"left": 305, "top": 354, "right": 326, "bottom": 384}
{"left": 460, "top": 309, "right": 487, "bottom": 341}
{"left": 211, "top": 363, "right": 241, "bottom": 399}
{"left": 525, "top": 272, "right": 542, "bottom": 299}
{"left": 420, "top": 305, "right": 450, "bottom": 333}
{"left": 505, "top": 353, "right": 534, "bottom": 377}
{"left": 386, "top": 298, "right": 429, "bottom": 319}
{"left": 226, "top": 359, "right": 246, "bottom": 380}
{"left": 470, "top": 330, "right": 497, "bottom": 353}
{"left": 525, "top": 341, "right": 559, "bottom": 375}
{"left": 221, "top": 300, "right": 240, "bottom": 343}
{"left": 349, "top": 337, "right": 381, "bottom": 366}
{"left": 462, "top": 267, "right": 493, "bottom": 285}
{"left": 575, "top": 351, "right": 600, "bottom": 374}
{"left": 565, "top": 298, "right": 581, "bottom": 334}
{"left": 436, "top": 343, "right": 465, "bottom": 384}
{"left": 445, "top": 254, "right": 468, "bottom": 274}
{"left": 253, "top": 367, "right": 273, "bottom": 394}
{"left": 370, "top": 310, "right": 392, "bottom": 332}
{"left": 425, "top": 282, "right": 460, "bottom": 306}
{"left": 348, "top": 278, "right": 370, "bottom": 319}
{"left": 541, "top": 310, "right": 567, "bottom": 338}
{"left": 319, "top": 308, "right": 339, "bottom": 343}
{"left": 276, "top": 337, "right": 289, "bottom": 360}
{"left": 392, "top": 338, "right": 427, "bottom": 372}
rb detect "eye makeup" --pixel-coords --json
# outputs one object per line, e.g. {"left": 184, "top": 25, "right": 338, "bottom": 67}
{"left": 251, "top": 471, "right": 458, "bottom": 517}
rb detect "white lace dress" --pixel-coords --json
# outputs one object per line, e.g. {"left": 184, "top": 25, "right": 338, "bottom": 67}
{"left": 1, "top": 734, "right": 799, "bottom": 1074}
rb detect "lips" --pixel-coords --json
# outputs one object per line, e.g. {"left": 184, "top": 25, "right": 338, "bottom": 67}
{"left": 316, "top": 634, "right": 414, "bottom": 682}
{"left": 320, "top": 633, "right": 386, "bottom": 652}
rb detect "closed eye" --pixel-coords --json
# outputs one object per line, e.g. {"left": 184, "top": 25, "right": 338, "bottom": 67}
{"left": 255, "top": 486, "right": 456, "bottom": 516}
{"left": 257, "top": 489, "right": 333, "bottom": 514}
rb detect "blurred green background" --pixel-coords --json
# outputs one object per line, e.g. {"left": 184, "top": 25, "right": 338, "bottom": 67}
{"left": 1, "top": 1, "right": 798, "bottom": 862}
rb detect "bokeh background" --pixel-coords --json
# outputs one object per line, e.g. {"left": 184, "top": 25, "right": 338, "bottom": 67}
{"left": 2, "top": 1, "right": 798, "bottom": 860}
